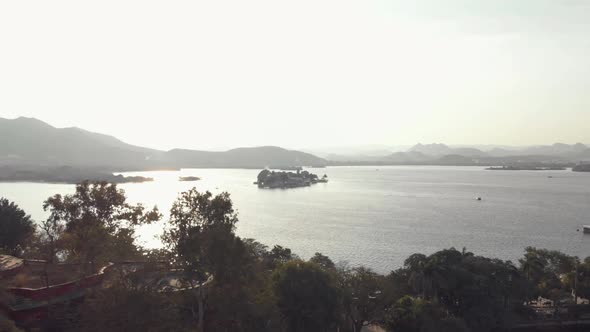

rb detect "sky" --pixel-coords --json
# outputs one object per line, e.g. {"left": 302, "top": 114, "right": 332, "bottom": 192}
{"left": 1, "top": 0, "right": 589, "bottom": 151}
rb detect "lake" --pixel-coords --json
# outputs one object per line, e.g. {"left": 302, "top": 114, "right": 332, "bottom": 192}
{"left": 1, "top": 166, "right": 589, "bottom": 273}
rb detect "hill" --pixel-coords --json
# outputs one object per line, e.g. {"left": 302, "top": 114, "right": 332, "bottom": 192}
{"left": 409, "top": 143, "right": 487, "bottom": 157}
{"left": 0, "top": 117, "right": 162, "bottom": 170}
{"left": 166, "top": 146, "right": 326, "bottom": 169}
{"left": 0, "top": 117, "right": 327, "bottom": 182}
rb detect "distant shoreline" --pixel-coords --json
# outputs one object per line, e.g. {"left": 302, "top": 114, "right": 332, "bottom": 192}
{"left": 0, "top": 176, "right": 154, "bottom": 185}
{"left": 0, "top": 166, "right": 154, "bottom": 185}
{"left": 485, "top": 166, "right": 567, "bottom": 171}
{"left": 0, "top": 164, "right": 584, "bottom": 185}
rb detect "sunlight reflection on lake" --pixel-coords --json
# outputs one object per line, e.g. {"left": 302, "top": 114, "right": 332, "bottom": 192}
{"left": 1, "top": 166, "right": 589, "bottom": 273}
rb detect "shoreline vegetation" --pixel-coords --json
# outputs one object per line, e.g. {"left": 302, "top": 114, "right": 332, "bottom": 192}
{"left": 255, "top": 169, "right": 328, "bottom": 189}
{"left": 1, "top": 182, "right": 590, "bottom": 332}
{"left": 573, "top": 164, "right": 590, "bottom": 172}
{"left": 486, "top": 166, "right": 567, "bottom": 171}
{"left": 0, "top": 162, "right": 587, "bottom": 185}
{"left": 0, "top": 166, "right": 153, "bottom": 184}
{"left": 1, "top": 164, "right": 588, "bottom": 184}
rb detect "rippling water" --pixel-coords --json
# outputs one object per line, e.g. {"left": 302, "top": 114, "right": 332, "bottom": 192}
{"left": 1, "top": 166, "right": 589, "bottom": 273}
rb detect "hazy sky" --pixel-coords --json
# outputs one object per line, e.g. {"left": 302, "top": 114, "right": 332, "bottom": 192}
{"left": 1, "top": 0, "right": 589, "bottom": 151}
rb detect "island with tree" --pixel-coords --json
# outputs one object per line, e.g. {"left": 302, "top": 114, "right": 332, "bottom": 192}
{"left": 255, "top": 169, "right": 328, "bottom": 189}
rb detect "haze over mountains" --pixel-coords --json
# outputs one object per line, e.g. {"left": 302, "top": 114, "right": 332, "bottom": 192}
{"left": 1, "top": 117, "right": 589, "bottom": 183}
{"left": 313, "top": 142, "right": 590, "bottom": 165}
{"left": 0, "top": 117, "right": 326, "bottom": 182}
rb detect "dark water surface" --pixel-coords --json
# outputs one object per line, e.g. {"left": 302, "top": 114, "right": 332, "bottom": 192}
{"left": 2, "top": 166, "right": 589, "bottom": 273}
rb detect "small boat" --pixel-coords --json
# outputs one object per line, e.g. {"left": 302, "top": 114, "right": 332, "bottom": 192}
{"left": 476, "top": 197, "right": 482, "bottom": 201}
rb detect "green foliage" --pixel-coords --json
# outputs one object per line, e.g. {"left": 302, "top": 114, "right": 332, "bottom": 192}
{"left": 339, "top": 266, "right": 387, "bottom": 332}
{"left": 74, "top": 286, "right": 190, "bottom": 332}
{"left": 162, "top": 188, "right": 251, "bottom": 332}
{"left": 397, "top": 247, "right": 529, "bottom": 332}
{"left": 309, "top": 252, "right": 336, "bottom": 270}
{"left": 42, "top": 181, "right": 160, "bottom": 267}
{"left": 384, "top": 296, "right": 468, "bottom": 332}
{"left": 519, "top": 247, "right": 577, "bottom": 301}
{"left": 575, "top": 257, "right": 590, "bottom": 301}
{"left": 242, "top": 238, "right": 270, "bottom": 259}
{"left": 163, "top": 188, "right": 239, "bottom": 281}
{"left": 257, "top": 169, "right": 271, "bottom": 184}
{"left": 0, "top": 198, "right": 35, "bottom": 257}
{"left": 7, "top": 185, "right": 590, "bottom": 332}
{"left": 272, "top": 260, "right": 340, "bottom": 332}
{"left": 256, "top": 169, "right": 323, "bottom": 188}
{"left": 384, "top": 296, "right": 435, "bottom": 332}
{"left": 264, "top": 245, "right": 298, "bottom": 268}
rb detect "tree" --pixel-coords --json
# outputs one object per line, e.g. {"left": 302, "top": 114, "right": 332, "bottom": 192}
{"left": 257, "top": 169, "right": 271, "bottom": 186}
{"left": 272, "top": 260, "right": 339, "bottom": 332}
{"left": 309, "top": 252, "right": 335, "bottom": 270}
{"left": 163, "top": 189, "right": 239, "bottom": 277}
{"left": 0, "top": 198, "right": 35, "bottom": 257}
{"left": 75, "top": 286, "right": 190, "bottom": 332}
{"left": 394, "top": 248, "right": 530, "bottom": 332}
{"left": 242, "top": 238, "right": 269, "bottom": 259}
{"left": 264, "top": 245, "right": 298, "bottom": 268}
{"left": 43, "top": 181, "right": 160, "bottom": 270}
{"left": 38, "top": 214, "right": 65, "bottom": 263}
{"left": 384, "top": 296, "right": 468, "bottom": 332}
{"left": 340, "top": 266, "right": 385, "bottom": 332}
{"left": 519, "top": 247, "right": 576, "bottom": 301}
{"left": 162, "top": 189, "right": 240, "bottom": 332}
{"left": 576, "top": 257, "right": 590, "bottom": 301}
{"left": 404, "top": 253, "right": 428, "bottom": 296}
{"left": 384, "top": 296, "right": 434, "bottom": 332}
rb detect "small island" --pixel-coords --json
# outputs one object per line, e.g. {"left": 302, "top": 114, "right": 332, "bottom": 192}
{"left": 573, "top": 164, "right": 590, "bottom": 172}
{"left": 255, "top": 169, "right": 328, "bottom": 189}
{"left": 179, "top": 176, "right": 201, "bottom": 182}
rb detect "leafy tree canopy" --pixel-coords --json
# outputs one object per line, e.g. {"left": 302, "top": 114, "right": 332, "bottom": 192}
{"left": 0, "top": 198, "right": 35, "bottom": 257}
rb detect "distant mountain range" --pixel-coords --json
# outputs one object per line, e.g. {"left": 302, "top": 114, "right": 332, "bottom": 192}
{"left": 1, "top": 117, "right": 589, "bottom": 183}
{"left": 396, "top": 143, "right": 589, "bottom": 163}
{"left": 0, "top": 117, "right": 327, "bottom": 182}
{"left": 327, "top": 142, "right": 590, "bottom": 165}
